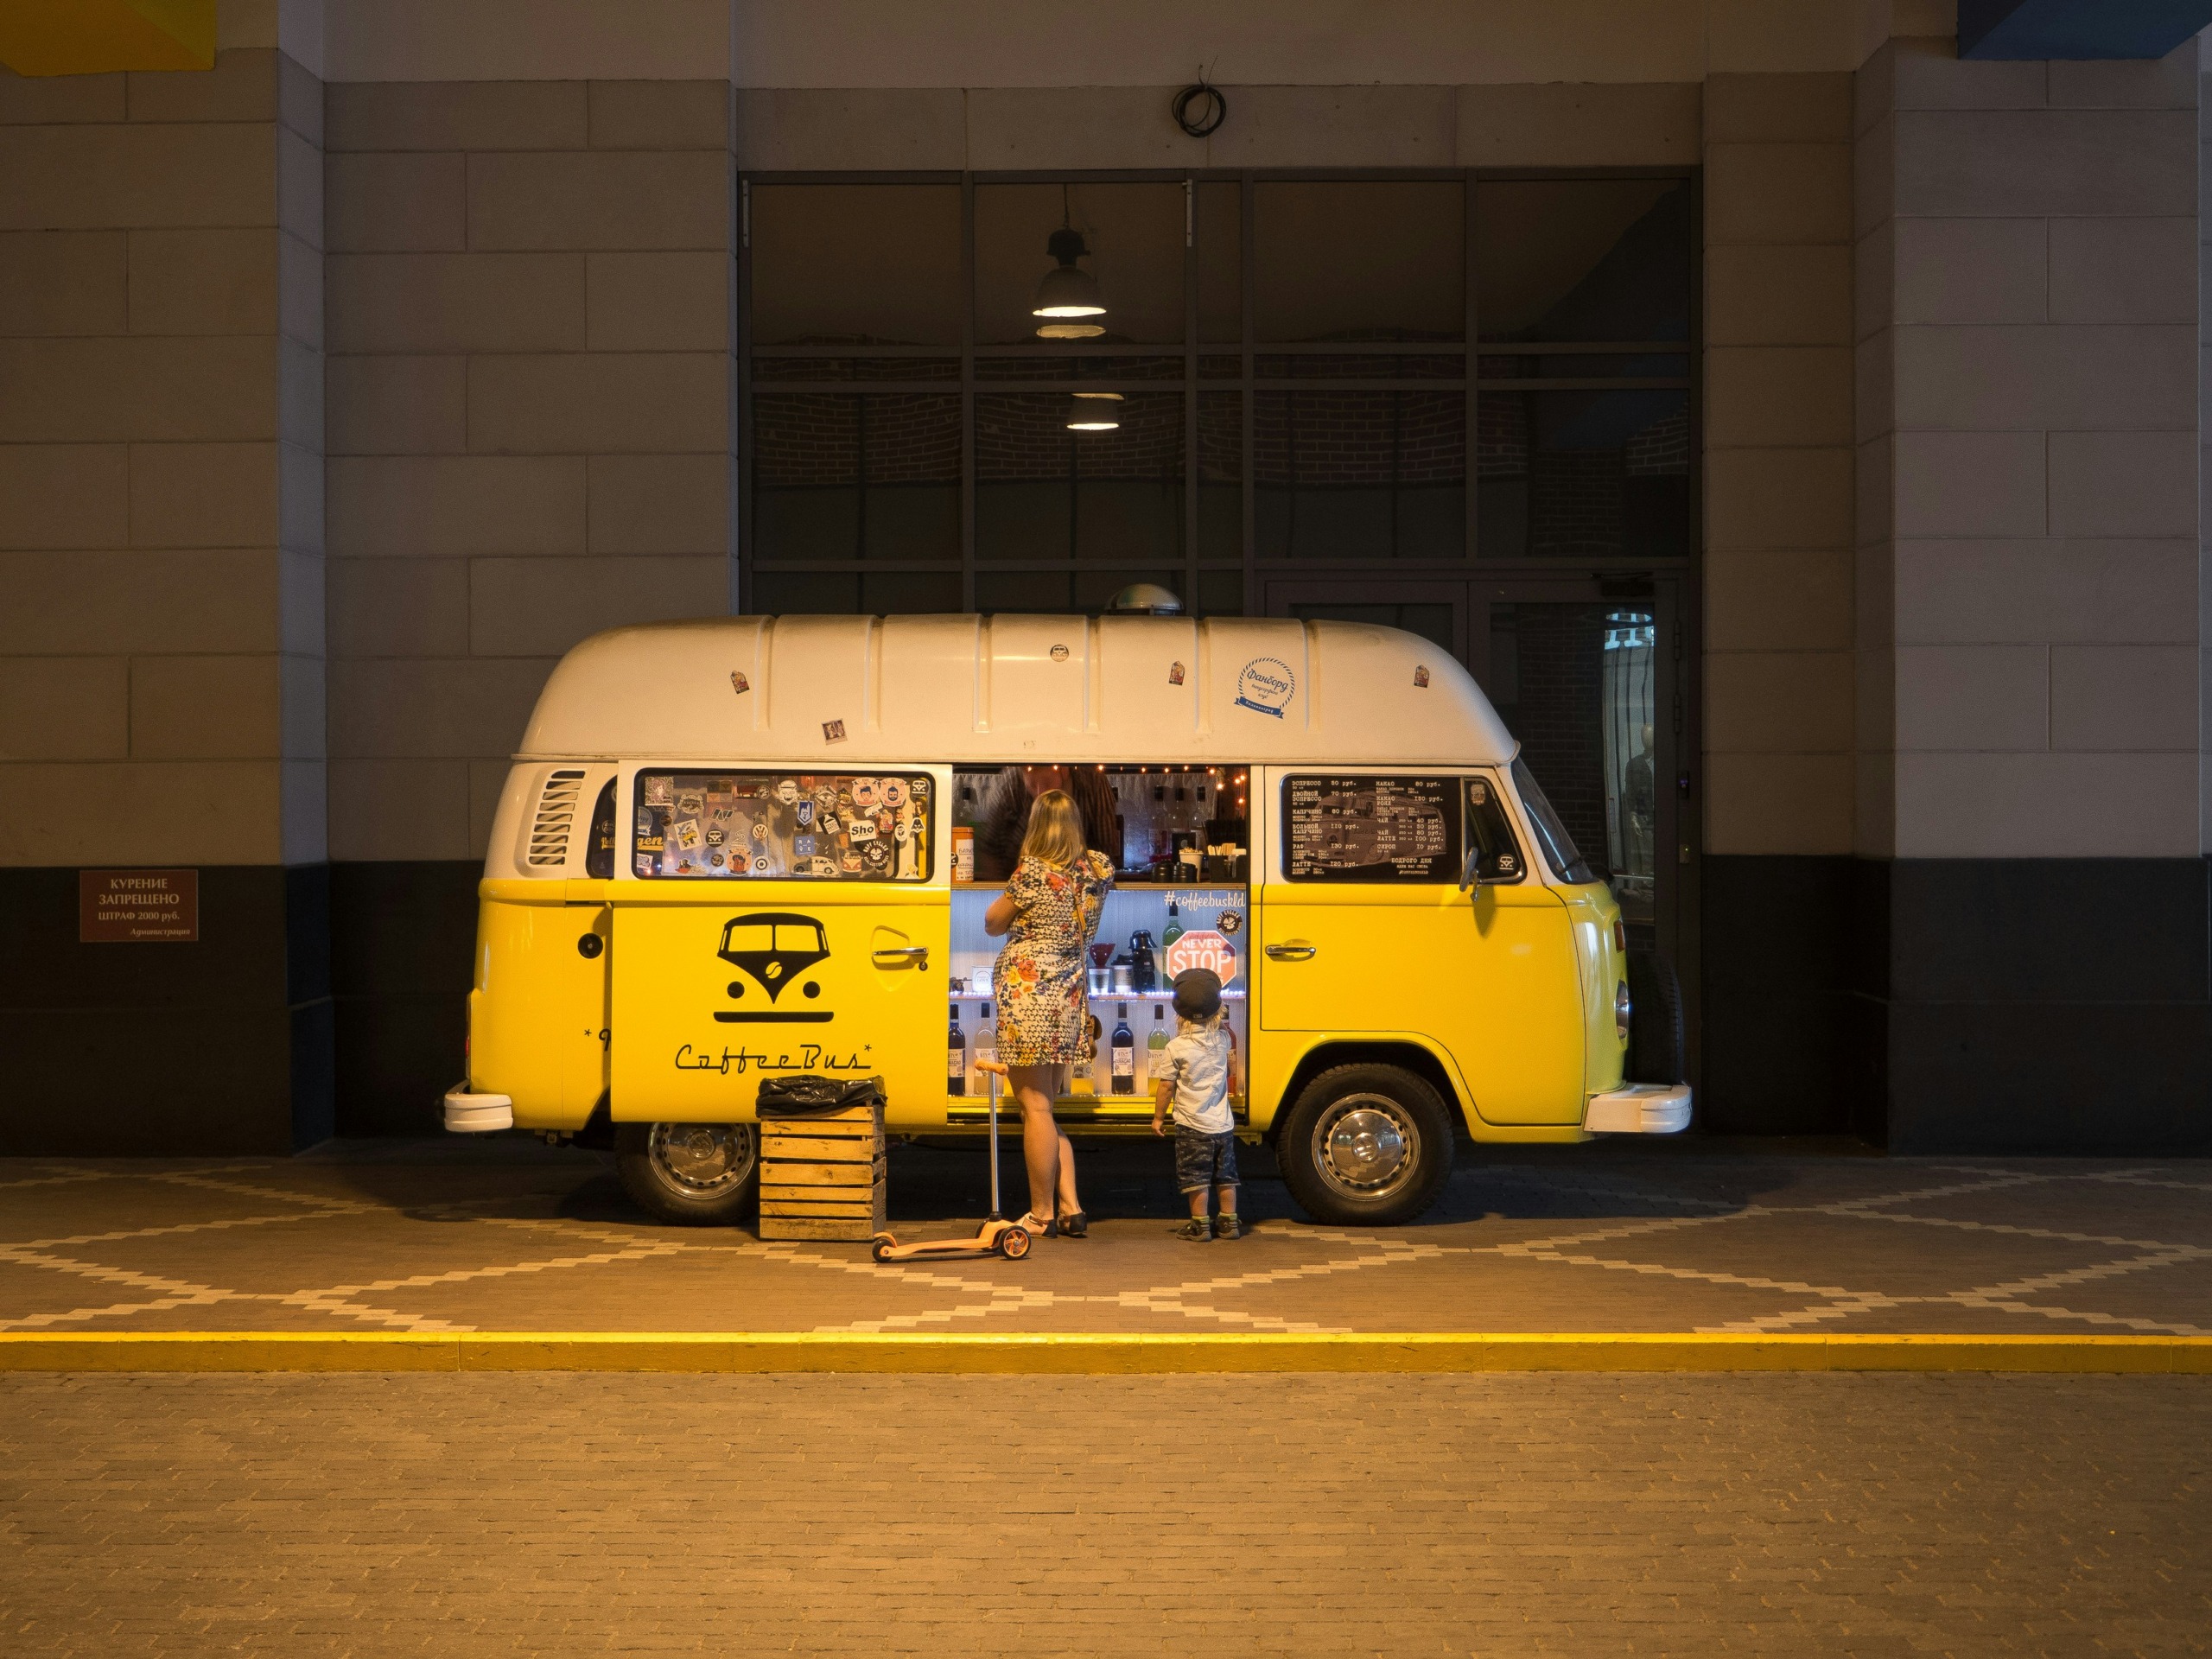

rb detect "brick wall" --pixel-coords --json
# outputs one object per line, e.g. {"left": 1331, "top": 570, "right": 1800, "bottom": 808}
{"left": 322, "top": 79, "right": 734, "bottom": 861}
{"left": 753, "top": 394, "right": 959, "bottom": 489}
{"left": 1252, "top": 391, "right": 1465, "bottom": 487}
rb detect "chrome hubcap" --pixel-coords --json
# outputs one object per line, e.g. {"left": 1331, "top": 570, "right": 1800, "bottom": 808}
{"left": 649, "top": 1122, "right": 756, "bottom": 1194}
{"left": 1313, "top": 1096, "right": 1418, "bottom": 1202}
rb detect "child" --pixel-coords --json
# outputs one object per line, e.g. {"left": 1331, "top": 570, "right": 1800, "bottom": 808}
{"left": 1151, "top": 968, "right": 1240, "bottom": 1241}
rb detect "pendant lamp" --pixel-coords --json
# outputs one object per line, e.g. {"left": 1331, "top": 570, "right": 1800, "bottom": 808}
{"left": 1033, "top": 189, "right": 1105, "bottom": 340}
{"left": 1066, "top": 391, "right": 1122, "bottom": 431}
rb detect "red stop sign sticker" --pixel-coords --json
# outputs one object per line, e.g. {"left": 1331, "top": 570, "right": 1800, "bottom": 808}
{"left": 1163, "top": 929, "right": 1238, "bottom": 987}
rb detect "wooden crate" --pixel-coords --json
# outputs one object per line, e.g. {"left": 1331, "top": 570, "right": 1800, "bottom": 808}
{"left": 758, "top": 1102, "right": 887, "bottom": 1242}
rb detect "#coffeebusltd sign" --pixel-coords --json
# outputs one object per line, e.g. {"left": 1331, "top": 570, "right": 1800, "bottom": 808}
{"left": 79, "top": 869, "right": 199, "bottom": 943}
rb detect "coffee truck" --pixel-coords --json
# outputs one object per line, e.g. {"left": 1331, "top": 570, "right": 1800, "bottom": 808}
{"left": 444, "top": 613, "right": 1689, "bottom": 1226}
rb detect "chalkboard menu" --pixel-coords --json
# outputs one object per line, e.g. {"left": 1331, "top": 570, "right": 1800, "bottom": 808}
{"left": 1282, "top": 775, "right": 1460, "bottom": 881}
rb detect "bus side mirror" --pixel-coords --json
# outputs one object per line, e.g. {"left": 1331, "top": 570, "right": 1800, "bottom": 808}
{"left": 1458, "top": 845, "right": 1483, "bottom": 898}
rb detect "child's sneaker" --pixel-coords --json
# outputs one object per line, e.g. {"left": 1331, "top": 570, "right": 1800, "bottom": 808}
{"left": 1212, "top": 1214, "right": 1242, "bottom": 1241}
{"left": 1173, "top": 1217, "right": 1211, "bottom": 1242}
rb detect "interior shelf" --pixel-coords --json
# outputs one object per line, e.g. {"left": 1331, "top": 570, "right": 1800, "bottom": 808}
{"left": 950, "top": 880, "right": 1246, "bottom": 891}
{"left": 949, "top": 987, "right": 1244, "bottom": 1000}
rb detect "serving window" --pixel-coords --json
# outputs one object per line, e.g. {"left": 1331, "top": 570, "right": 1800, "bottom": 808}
{"left": 1281, "top": 772, "right": 1523, "bottom": 884}
{"left": 632, "top": 770, "right": 934, "bottom": 881}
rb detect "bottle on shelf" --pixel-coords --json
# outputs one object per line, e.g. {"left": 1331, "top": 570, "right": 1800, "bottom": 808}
{"left": 947, "top": 1002, "right": 965, "bottom": 1097}
{"left": 972, "top": 1001, "right": 995, "bottom": 1096}
{"left": 1109, "top": 1002, "right": 1135, "bottom": 1094}
{"left": 1160, "top": 901, "right": 1184, "bottom": 951}
{"left": 1147, "top": 1003, "right": 1169, "bottom": 1085}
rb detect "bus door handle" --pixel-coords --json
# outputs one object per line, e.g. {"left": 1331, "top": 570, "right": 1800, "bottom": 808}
{"left": 872, "top": 945, "right": 930, "bottom": 969}
{"left": 1265, "top": 941, "right": 1317, "bottom": 963}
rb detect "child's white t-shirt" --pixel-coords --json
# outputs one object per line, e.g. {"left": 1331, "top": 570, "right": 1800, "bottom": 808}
{"left": 1158, "top": 1019, "right": 1234, "bottom": 1134}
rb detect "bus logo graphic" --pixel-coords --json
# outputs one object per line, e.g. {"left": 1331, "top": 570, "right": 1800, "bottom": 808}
{"left": 714, "top": 912, "right": 834, "bottom": 1024}
{"left": 1235, "top": 657, "right": 1294, "bottom": 718}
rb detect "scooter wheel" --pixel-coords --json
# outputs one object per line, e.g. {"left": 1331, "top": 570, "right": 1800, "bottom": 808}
{"left": 998, "top": 1227, "right": 1031, "bottom": 1260}
{"left": 871, "top": 1238, "right": 895, "bottom": 1262}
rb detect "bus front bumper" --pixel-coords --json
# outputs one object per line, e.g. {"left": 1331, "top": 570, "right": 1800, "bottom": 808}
{"left": 1582, "top": 1083, "right": 1691, "bottom": 1135}
{"left": 443, "top": 1084, "right": 514, "bottom": 1133}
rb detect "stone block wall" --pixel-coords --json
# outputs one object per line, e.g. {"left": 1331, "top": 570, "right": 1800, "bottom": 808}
{"left": 318, "top": 76, "right": 733, "bottom": 1131}
{"left": 1851, "top": 38, "right": 2206, "bottom": 1151}
{"left": 0, "top": 49, "right": 331, "bottom": 1152}
{"left": 1859, "top": 41, "right": 2200, "bottom": 861}
{"left": 321, "top": 78, "right": 734, "bottom": 867}
{"left": 1701, "top": 72, "right": 1858, "bottom": 859}
{"left": 1695, "top": 71, "right": 1859, "bottom": 1133}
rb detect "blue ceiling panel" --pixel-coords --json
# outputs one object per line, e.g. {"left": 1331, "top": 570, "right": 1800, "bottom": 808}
{"left": 1959, "top": 0, "right": 2212, "bottom": 59}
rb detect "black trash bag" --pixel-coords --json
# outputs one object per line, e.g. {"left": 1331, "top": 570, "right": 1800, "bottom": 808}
{"left": 755, "top": 1073, "right": 887, "bottom": 1118}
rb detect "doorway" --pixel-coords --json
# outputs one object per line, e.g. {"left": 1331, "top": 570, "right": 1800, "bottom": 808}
{"left": 1262, "top": 575, "right": 1692, "bottom": 981}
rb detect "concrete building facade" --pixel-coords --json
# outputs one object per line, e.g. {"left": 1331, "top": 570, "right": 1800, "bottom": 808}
{"left": 2, "top": 1, "right": 2206, "bottom": 1155}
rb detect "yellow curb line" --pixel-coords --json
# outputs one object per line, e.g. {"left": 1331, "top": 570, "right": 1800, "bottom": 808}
{"left": 0, "top": 1332, "right": 2207, "bottom": 1374}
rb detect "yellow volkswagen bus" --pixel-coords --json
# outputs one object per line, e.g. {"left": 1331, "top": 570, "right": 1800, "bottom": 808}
{"left": 445, "top": 614, "right": 1688, "bottom": 1225}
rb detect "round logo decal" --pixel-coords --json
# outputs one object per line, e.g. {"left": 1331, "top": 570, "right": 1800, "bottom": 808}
{"left": 1235, "top": 658, "right": 1295, "bottom": 719}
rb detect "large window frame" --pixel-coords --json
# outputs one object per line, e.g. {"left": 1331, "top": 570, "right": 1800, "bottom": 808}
{"left": 736, "top": 167, "right": 1701, "bottom": 615}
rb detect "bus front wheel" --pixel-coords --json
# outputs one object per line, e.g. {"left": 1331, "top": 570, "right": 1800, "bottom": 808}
{"left": 1277, "top": 1065, "right": 1453, "bottom": 1226}
{"left": 616, "top": 1122, "right": 759, "bottom": 1225}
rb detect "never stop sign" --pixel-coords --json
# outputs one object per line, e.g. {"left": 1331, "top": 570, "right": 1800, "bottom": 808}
{"left": 1162, "top": 929, "right": 1238, "bottom": 987}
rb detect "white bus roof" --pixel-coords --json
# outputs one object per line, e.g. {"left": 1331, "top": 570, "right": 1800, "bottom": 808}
{"left": 518, "top": 614, "right": 1517, "bottom": 767}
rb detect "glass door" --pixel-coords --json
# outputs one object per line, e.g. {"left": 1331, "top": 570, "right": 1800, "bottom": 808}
{"left": 1264, "top": 575, "right": 1690, "bottom": 973}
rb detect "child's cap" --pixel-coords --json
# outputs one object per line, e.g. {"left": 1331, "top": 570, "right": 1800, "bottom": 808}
{"left": 1172, "top": 968, "right": 1222, "bottom": 1021}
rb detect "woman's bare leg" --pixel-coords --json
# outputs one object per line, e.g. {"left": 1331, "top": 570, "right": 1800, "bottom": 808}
{"left": 1010, "top": 1064, "right": 1060, "bottom": 1221}
{"left": 1054, "top": 1131, "right": 1081, "bottom": 1218}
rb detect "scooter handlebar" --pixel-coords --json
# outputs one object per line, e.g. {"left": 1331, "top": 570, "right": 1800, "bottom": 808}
{"left": 976, "top": 1058, "right": 1010, "bottom": 1077}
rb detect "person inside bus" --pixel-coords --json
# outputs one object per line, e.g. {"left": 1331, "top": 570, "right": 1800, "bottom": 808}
{"left": 983, "top": 789, "right": 1115, "bottom": 1238}
{"left": 974, "top": 766, "right": 1120, "bottom": 881}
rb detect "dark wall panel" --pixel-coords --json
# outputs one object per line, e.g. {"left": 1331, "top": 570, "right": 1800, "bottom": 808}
{"left": 1879, "top": 858, "right": 2211, "bottom": 1154}
{"left": 0, "top": 865, "right": 331, "bottom": 1155}
{"left": 330, "top": 861, "right": 480, "bottom": 1137}
{"left": 1704, "top": 853, "right": 2212, "bottom": 1153}
{"left": 1697, "top": 855, "right": 1857, "bottom": 1135}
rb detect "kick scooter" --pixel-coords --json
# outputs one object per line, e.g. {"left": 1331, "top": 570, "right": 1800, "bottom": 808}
{"left": 870, "top": 1058, "right": 1032, "bottom": 1262}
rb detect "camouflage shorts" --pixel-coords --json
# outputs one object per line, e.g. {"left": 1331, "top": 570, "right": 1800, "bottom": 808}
{"left": 1173, "top": 1128, "right": 1239, "bottom": 1194}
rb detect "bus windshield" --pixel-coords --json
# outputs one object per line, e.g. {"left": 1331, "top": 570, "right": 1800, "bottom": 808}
{"left": 1511, "top": 757, "right": 1595, "bottom": 885}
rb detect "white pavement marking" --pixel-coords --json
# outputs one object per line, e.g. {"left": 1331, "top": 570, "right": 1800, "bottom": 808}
{"left": 0, "top": 1159, "right": 2205, "bottom": 1337}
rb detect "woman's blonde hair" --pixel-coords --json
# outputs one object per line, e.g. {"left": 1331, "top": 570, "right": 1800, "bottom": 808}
{"left": 1021, "top": 789, "right": 1087, "bottom": 868}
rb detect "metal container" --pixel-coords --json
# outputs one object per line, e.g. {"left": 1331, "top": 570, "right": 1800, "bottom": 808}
{"left": 1110, "top": 962, "right": 1136, "bottom": 994}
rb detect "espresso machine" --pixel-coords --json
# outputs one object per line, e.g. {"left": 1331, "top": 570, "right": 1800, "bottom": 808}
{"left": 1127, "top": 928, "right": 1159, "bottom": 994}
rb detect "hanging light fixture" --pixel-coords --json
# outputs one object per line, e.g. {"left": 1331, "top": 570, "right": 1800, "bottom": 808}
{"left": 1066, "top": 391, "right": 1122, "bottom": 432}
{"left": 1033, "top": 185, "right": 1105, "bottom": 340}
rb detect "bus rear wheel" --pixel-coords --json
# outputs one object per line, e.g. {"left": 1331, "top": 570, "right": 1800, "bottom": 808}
{"left": 1278, "top": 1065, "right": 1453, "bottom": 1226}
{"left": 616, "top": 1122, "right": 759, "bottom": 1225}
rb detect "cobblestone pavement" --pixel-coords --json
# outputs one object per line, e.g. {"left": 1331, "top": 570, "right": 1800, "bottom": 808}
{"left": 1, "top": 1140, "right": 2207, "bottom": 1336}
{"left": 2, "top": 1371, "right": 2207, "bottom": 1656}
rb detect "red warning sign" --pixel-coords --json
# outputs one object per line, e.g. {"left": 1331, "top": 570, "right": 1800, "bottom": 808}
{"left": 1163, "top": 928, "right": 1237, "bottom": 987}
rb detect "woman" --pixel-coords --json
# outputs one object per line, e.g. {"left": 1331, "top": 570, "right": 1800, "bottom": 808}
{"left": 983, "top": 788, "right": 1114, "bottom": 1237}
{"left": 973, "top": 765, "right": 1121, "bottom": 882}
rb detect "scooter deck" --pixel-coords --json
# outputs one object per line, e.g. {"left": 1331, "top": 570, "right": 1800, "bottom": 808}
{"left": 872, "top": 1221, "right": 1029, "bottom": 1262}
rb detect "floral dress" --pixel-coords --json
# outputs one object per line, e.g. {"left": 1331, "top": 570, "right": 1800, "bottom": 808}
{"left": 990, "top": 849, "right": 1116, "bottom": 1066}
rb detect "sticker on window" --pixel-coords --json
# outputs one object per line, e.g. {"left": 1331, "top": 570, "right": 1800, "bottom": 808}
{"left": 633, "top": 770, "right": 933, "bottom": 881}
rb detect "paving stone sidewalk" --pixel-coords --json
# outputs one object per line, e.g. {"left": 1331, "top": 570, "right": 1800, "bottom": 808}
{"left": 4, "top": 1371, "right": 2209, "bottom": 1656}
{"left": 1, "top": 1139, "right": 2206, "bottom": 1336}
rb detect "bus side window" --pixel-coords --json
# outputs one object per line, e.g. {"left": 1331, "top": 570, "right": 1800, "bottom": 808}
{"left": 585, "top": 779, "right": 617, "bottom": 880}
{"left": 1463, "top": 777, "right": 1524, "bottom": 883}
